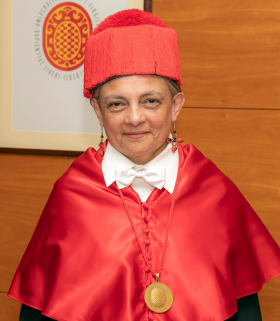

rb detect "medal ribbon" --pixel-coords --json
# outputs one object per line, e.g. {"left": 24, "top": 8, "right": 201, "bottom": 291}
{"left": 118, "top": 144, "right": 183, "bottom": 279}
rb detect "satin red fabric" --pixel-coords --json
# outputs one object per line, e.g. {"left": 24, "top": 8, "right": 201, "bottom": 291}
{"left": 8, "top": 144, "right": 280, "bottom": 321}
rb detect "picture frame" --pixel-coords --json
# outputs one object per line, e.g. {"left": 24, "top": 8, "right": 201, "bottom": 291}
{"left": 0, "top": 0, "right": 150, "bottom": 156}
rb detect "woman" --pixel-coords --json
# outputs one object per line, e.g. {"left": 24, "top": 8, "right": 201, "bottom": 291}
{"left": 9, "top": 9, "right": 280, "bottom": 321}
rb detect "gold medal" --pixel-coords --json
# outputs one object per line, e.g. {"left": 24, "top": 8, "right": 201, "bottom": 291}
{"left": 144, "top": 274, "right": 173, "bottom": 313}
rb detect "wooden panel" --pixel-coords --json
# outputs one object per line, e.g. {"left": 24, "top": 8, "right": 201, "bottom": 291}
{"left": 0, "top": 292, "right": 21, "bottom": 321}
{"left": 0, "top": 154, "right": 68, "bottom": 292}
{"left": 153, "top": 0, "right": 280, "bottom": 109}
{"left": 177, "top": 108, "right": 280, "bottom": 243}
{"left": 259, "top": 276, "right": 280, "bottom": 320}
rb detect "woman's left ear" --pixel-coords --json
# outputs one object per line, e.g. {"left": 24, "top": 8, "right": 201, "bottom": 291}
{"left": 171, "top": 92, "right": 185, "bottom": 122}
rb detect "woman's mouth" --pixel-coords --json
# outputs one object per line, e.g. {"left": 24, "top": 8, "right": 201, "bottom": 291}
{"left": 124, "top": 131, "right": 149, "bottom": 139}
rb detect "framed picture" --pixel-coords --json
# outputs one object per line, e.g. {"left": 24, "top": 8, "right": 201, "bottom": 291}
{"left": 0, "top": 0, "right": 148, "bottom": 154}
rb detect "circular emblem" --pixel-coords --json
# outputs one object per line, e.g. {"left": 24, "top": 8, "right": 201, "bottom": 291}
{"left": 42, "top": 2, "right": 92, "bottom": 71}
{"left": 144, "top": 282, "right": 173, "bottom": 313}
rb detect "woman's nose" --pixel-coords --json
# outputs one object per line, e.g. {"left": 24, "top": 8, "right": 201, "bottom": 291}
{"left": 124, "top": 104, "right": 146, "bottom": 127}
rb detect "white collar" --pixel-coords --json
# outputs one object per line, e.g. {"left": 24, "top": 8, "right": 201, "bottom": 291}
{"left": 101, "top": 139, "right": 179, "bottom": 194}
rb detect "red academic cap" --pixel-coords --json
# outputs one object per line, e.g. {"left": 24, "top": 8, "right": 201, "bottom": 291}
{"left": 83, "top": 9, "right": 181, "bottom": 98}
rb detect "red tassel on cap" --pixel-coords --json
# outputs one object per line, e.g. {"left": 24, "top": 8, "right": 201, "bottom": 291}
{"left": 83, "top": 9, "right": 181, "bottom": 98}
{"left": 91, "top": 9, "right": 168, "bottom": 35}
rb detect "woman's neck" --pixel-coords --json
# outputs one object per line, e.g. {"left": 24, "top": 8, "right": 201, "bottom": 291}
{"left": 120, "top": 141, "right": 168, "bottom": 165}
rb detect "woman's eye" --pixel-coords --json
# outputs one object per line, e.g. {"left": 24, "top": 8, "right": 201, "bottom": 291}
{"left": 143, "top": 99, "right": 160, "bottom": 108}
{"left": 107, "top": 102, "right": 126, "bottom": 112}
{"left": 108, "top": 102, "right": 124, "bottom": 109}
{"left": 145, "top": 99, "right": 160, "bottom": 105}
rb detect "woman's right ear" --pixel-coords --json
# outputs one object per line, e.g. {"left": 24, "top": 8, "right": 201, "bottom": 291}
{"left": 91, "top": 97, "right": 104, "bottom": 127}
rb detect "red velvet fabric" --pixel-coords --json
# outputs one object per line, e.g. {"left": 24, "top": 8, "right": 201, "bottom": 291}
{"left": 8, "top": 144, "right": 280, "bottom": 321}
{"left": 83, "top": 10, "right": 181, "bottom": 98}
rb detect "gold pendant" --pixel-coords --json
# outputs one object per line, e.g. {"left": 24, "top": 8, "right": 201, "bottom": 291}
{"left": 144, "top": 274, "right": 173, "bottom": 313}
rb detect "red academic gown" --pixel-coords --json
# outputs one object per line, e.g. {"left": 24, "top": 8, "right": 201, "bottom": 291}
{"left": 8, "top": 143, "right": 280, "bottom": 321}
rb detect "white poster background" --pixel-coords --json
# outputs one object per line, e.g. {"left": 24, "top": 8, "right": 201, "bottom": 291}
{"left": 12, "top": 0, "right": 127, "bottom": 134}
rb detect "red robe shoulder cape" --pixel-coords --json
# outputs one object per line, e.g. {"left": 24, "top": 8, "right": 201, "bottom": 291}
{"left": 8, "top": 144, "right": 280, "bottom": 321}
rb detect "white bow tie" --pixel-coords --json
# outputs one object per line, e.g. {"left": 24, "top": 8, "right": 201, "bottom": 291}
{"left": 115, "top": 165, "right": 166, "bottom": 190}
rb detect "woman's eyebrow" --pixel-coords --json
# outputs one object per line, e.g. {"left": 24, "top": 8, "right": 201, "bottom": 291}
{"left": 104, "top": 95, "right": 126, "bottom": 101}
{"left": 104, "top": 91, "right": 164, "bottom": 101}
{"left": 140, "top": 91, "right": 164, "bottom": 98}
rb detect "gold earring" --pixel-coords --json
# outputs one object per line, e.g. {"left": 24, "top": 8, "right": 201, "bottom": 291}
{"left": 167, "top": 122, "right": 184, "bottom": 152}
{"left": 99, "top": 126, "right": 104, "bottom": 157}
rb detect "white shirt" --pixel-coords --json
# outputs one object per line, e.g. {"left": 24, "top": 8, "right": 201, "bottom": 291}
{"left": 101, "top": 140, "right": 179, "bottom": 202}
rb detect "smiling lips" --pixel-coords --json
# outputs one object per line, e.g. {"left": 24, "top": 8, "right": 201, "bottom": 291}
{"left": 124, "top": 131, "right": 149, "bottom": 139}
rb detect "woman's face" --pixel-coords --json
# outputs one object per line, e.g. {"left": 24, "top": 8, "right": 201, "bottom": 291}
{"left": 91, "top": 75, "right": 185, "bottom": 164}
